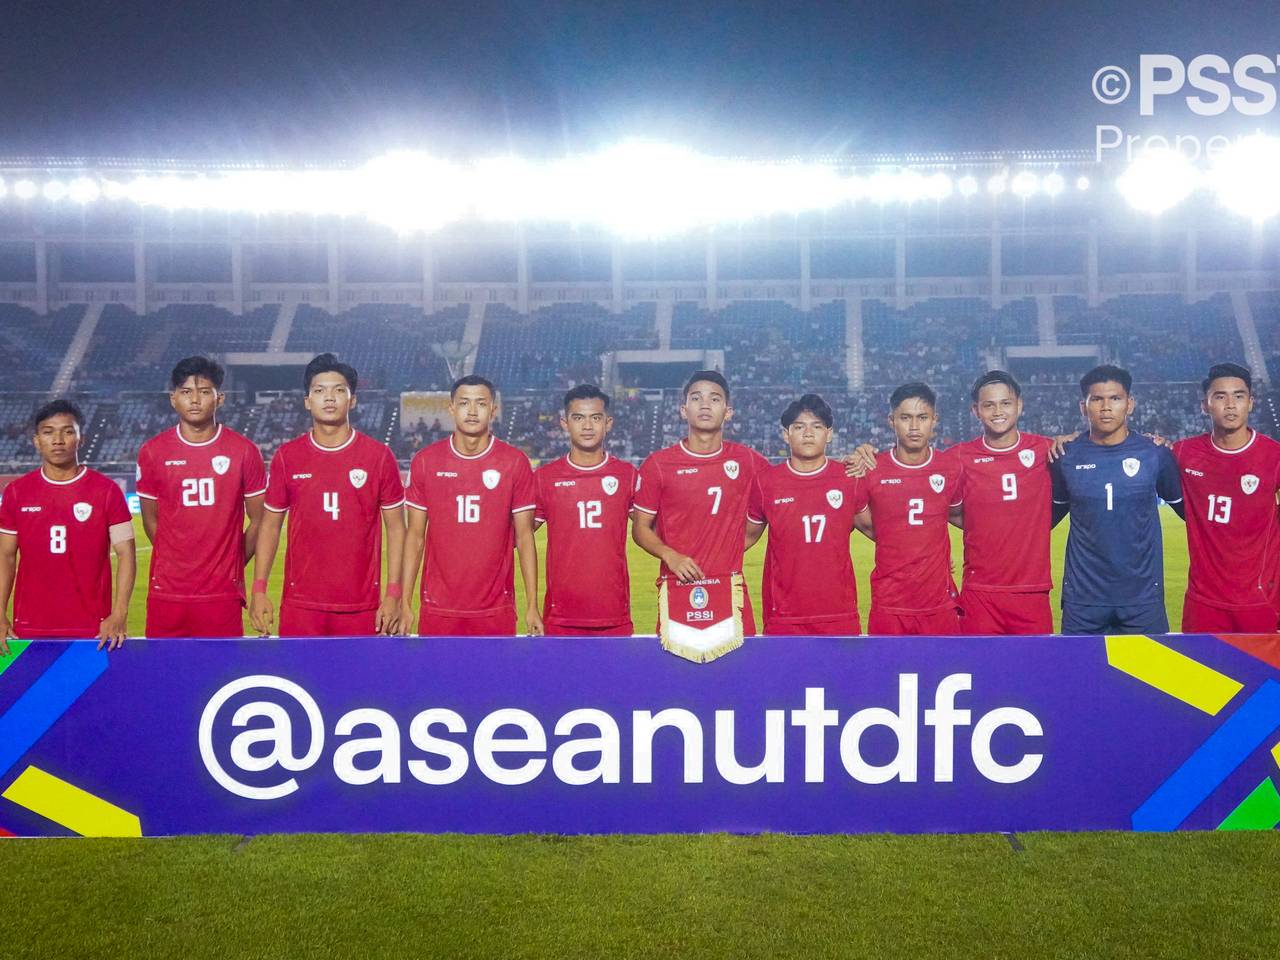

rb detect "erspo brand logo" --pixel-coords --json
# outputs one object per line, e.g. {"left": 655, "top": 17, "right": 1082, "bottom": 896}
{"left": 198, "top": 674, "right": 1044, "bottom": 801}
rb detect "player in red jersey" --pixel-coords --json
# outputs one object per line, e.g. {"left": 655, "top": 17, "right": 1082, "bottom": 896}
{"left": 400, "top": 375, "right": 541, "bottom": 637}
{"left": 1173, "top": 362, "right": 1280, "bottom": 633}
{"left": 632, "top": 370, "right": 771, "bottom": 634}
{"left": 534, "top": 384, "right": 637, "bottom": 636}
{"left": 249, "top": 354, "right": 405, "bottom": 638}
{"left": 858, "top": 382, "right": 963, "bottom": 636}
{"left": 136, "top": 356, "right": 267, "bottom": 638}
{"left": 949, "top": 371, "right": 1059, "bottom": 635}
{"left": 0, "top": 400, "right": 135, "bottom": 652}
{"left": 745, "top": 393, "right": 871, "bottom": 636}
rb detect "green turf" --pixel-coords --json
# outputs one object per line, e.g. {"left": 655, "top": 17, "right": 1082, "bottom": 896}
{"left": 116, "top": 507, "right": 1191, "bottom": 636}
{"left": 0, "top": 831, "right": 1276, "bottom": 960}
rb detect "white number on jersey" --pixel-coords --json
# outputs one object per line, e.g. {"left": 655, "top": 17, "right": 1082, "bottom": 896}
{"left": 323, "top": 491, "right": 340, "bottom": 521}
{"left": 1207, "top": 494, "right": 1232, "bottom": 524}
{"left": 907, "top": 498, "right": 924, "bottom": 526}
{"left": 1104, "top": 482, "right": 1113, "bottom": 512}
{"left": 1001, "top": 473, "right": 1017, "bottom": 501}
{"left": 49, "top": 524, "right": 67, "bottom": 554}
{"left": 181, "top": 477, "right": 215, "bottom": 507}
{"left": 707, "top": 486, "right": 722, "bottom": 515}
{"left": 456, "top": 494, "right": 481, "bottom": 524}
{"left": 577, "top": 500, "right": 603, "bottom": 529}
{"left": 802, "top": 514, "right": 827, "bottom": 543}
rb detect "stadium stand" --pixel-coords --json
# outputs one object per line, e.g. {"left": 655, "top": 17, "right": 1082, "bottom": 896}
{"left": 0, "top": 304, "right": 84, "bottom": 391}
{"left": 671, "top": 300, "right": 845, "bottom": 386}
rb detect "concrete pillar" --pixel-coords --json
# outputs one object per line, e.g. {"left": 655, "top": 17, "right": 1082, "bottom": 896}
{"left": 1086, "top": 222, "right": 1100, "bottom": 308}
{"left": 799, "top": 238, "right": 812, "bottom": 312}
{"left": 34, "top": 237, "right": 49, "bottom": 315}
{"left": 706, "top": 237, "right": 718, "bottom": 311}
{"left": 610, "top": 241, "right": 623, "bottom": 314}
{"left": 1183, "top": 228, "right": 1197, "bottom": 301}
{"left": 422, "top": 242, "right": 436, "bottom": 311}
{"left": 230, "top": 240, "right": 246, "bottom": 316}
{"left": 327, "top": 232, "right": 342, "bottom": 313}
{"left": 134, "top": 236, "right": 149, "bottom": 315}
{"left": 989, "top": 222, "right": 1002, "bottom": 309}
{"left": 516, "top": 229, "right": 529, "bottom": 315}
{"left": 894, "top": 232, "right": 907, "bottom": 310}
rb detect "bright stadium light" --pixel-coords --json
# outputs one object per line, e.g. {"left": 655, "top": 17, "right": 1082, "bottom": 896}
{"left": 68, "top": 177, "right": 100, "bottom": 203}
{"left": 102, "top": 179, "right": 126, "bottom": 200}
{"left": 987, "top": 172, "right": 1007, "bottom": 195}
{"left": 958, "top": 175, "right": 978, "bottom": 197}
{"left": 1011, "top": 171, "right": 1039, "bottom": 198}
{"left": 924, "top": 172, "right": 953, "bottom": 201}
{"left": 1076, "top": 175, "right": 1090, "bottom": 191}
{"left": 1208, "top": 134, "right": 1280, "bottom": 223}
{"left": 1116, "top": 149, "right": 1198, "bottom": 215}
{"left": 1043, "top": 172, "right": 1065, "bottom": 197}
{"left": 359, "top": 151, "right": 469, "bottom": 234}
{"left": 14, "top": 179, "right": 37, "bottom": 200}
{"left": 0, "top": 177, "right": 6, "bottom": 200}
{"left": 42, "top": 179, "right": 68, "bottom": 201}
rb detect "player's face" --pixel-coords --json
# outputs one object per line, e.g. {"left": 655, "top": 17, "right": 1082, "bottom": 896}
{"left": 889, "top": 398, "right": 936, "bottom": 453}
{"left": 1080, "top": 381, "right": 1133, "bottom": 437}
{"left": 170, "top": 375, "right": 224, "bottom": 427}
{"left": 304, "top": 372, "right": 355, "bottom": 426}
{"left": 33, "top": 414, "right": 81, "bottom": 468}
{"left": 782, "top": 412, "right": 832, "bottom": 460}
{"left": 450, "top": 385, "right": 495, "bottom": 437}
{"left": 972, "top": 383, "right": 1022, "bottom": 439}
{"left": 1203, "top": 377, "right": 1252, "bottom": 432}
{"left": 561, "top": 398, "right": 612, "bottom": 453}
{"left": 681, "top": 381, "right": 731, "bottom": 433}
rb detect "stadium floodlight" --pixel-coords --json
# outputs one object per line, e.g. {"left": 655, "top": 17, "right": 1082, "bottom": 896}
{"left": 924, "top": 172, "right": 953, "bottom": 201}
{"left": 1208, "top": 133, "right": 1280, "bottom": 223}
{"left": 1116, "top": 149, "right": 1198, "bottom": 215}
{"left": 42, "top": 179, "right": 68, "bottom": 201}
{"left": 1011, "top": 171, "right": 1039, "bottom": 198}
{"left": 0, "top": 177, "right": 6, "bottom": 200}
{"left": 13, "top": 179, "right": 37, "bottom": 200}
{"left": 1043, "top": 172, "right": 1065, "bottom": 197}
{"left": 867, "top": 170, "right": 900, "bottom": 204}
{"left": 986, "top": 172, "right": 1007, "bottom": 195}
{"left": 102, "top": 179, "right": 127, "bottom": 200}
{"left": 359, "top": 151, "right": 469, "bottom": 234}
{"left": 958, "top": 175, "right": 978, "bottom": 197}
{"left": 1076, "top": 176, "right": 1091, "bottom": 191}
{"left": 68, "top": 177, "right": 100, "bottom": 204}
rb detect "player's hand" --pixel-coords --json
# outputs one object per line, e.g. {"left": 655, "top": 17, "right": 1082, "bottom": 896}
{"left": 663, "top": 550, "right": 705, "bottom": 585}
{"left": 0, "top": 617, "right": 14, "bottom": 657}
{"left": 97, "top": 611, "right": 128, "bottom": 651}
{"left": 525, "top": 606, "right": 545, "bottom": 637}
{"left": 1143, "top": 432, "right": 1175, "bottom": 449}
{"left": 1047, "top": 432, "right": 1080, "bottom": 462}
{"left": 375, "top": 595, "right": 402, "bottom": 636}
{"left": 843, "top": 443, "right": 879, "bottom": 478}
{"left": 399, "top": 601, "right": 417, "bottom": 636}
{"left": 249, "top": 594, "right": 274, "bottom": 636}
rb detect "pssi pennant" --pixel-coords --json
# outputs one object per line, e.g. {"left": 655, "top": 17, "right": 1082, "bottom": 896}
{"left": 658, "top": 574, "right": 745, "bottom": 664}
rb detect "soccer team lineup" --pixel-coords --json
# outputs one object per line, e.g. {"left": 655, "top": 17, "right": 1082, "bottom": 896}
{"left": 0, "top": 351, "right": 1274, "bottom": 650}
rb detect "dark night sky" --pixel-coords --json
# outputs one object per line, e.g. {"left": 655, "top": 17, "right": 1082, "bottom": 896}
{"left": 2, "top": 0, "right": 1276, "bottom": 161}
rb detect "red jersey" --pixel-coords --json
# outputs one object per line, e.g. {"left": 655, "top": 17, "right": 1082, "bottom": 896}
{"left": 405, "top": 435, "right": 536, "bottom": 618}
{"left": 747, "top": 459, "right": 868, "bottom": 626}
{"left": 634, "top": 439, "right": 770, "bottom": 579}
{"left": 534, "top": 453, "right": 636, "bottom": 627}
{"left": 264, "top": 430, "right": 404, "bottom": 612}
{"left": 864, "top": 447, "right": 963, "bottom": 614}
{"left": 0, "top": 467, "right": 132, "bottom": 637}
{"left": 1173, "top": 430, "right": 1280, "bottom": 610}
{"left": 136, "top": 424, "right": 267, "bottom": 603}
{"left": 951, "top": 432, "right": 1054, "bottom": 593}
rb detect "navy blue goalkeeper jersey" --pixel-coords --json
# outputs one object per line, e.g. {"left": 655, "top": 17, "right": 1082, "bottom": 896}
{"left": 1050, "top": 433, "right": 1183, "bottom": 608}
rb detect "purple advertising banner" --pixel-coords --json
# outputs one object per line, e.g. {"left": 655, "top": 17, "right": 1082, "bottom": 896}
{"left": 1, "top": 633, "right": 1279, "bottom": 837}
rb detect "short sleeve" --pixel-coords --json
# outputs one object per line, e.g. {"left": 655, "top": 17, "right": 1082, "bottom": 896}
{"left": 405, "top": 452, "right": 429, "bottom": 513}
{"left": 264, "top": 448, "right": 291, "bottom": 513}
{"left": 850, "top": 477, "right": 870, "bottom": 515}
{"left": 623, "top": 464, "right": 637, "bottom": 511}
{"left": 633, "top": 455, "right": 662, "bottom": 515}
{"left": 135, "top": 443, "right": 158, "bottom": 500}
{"left": 533, "top": 469, "right": 547, "bottom": 523}
{"left": 0, "top": 484, "right": 16, "bottom": 534}
{"left": 1050, "top": 458, "right": 1069, "bottom": 505}
{"left": 242, "top": 441, "right": 267, "bottom": 498}
{"left": 949, "top": 464, "right": 964, "bottom": 507}
{"left": 1156, "top": 446, "right": 1183, "bottom": 504}
{"left": 105, "top": 479, "right": 132, "bottom": 526}
{"left": 746, "top": 475, "right": 766, "bottom": 525}
{"left": 751, "top": 448, "right": 771, "bottom": 480}
{"left": 379, "top": 447, "right": 405, "bottom": 508}
{"left": 511, "top": 454, "right": 535, "bottom": 514}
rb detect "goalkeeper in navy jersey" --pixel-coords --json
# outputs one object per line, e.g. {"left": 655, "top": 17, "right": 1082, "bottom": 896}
{"left": 1050, "top": 365, "right": 1184, "bottom": 635}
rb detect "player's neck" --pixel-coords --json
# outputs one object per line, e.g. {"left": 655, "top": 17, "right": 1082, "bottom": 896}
{"left": 982, "top": 428, "right": 1020, "bottom": 451}
{"left": 41, "top": 460, "right": 82, "bottom": 482}
{"left": 893, "top": 444, "right": 931, "bottom": 466}
{"left": 177, "top": 419, "right": 218, "bottom": 444}
{"left": 568, "top": 446, "right": 607, "bottom": 468}
{"left": 311, "top": 421, "right": 354, "bottom": 448}
{"left": 1088, "top": 424, "right": 1129, "bottom": 447}
{"left": 1212, "top": 424, "right": 1252, "bottom": 451}
{"left": 452, "top": 430, "right": 492, "bottom": 457}
{"left": 682, "top": 430, "right": 723, "bottom": 455}
{"left": 787, "top": 454, "right": 827, "bottom": 474}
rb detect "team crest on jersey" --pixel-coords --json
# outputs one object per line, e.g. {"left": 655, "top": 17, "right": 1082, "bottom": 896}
{"left": 690, "top": 585, "right": 709, "bottom": 609}
{"left": 1019, "top": 449, "right": 1035, "bottom": 468}
{"left": 826, "top": 489, "right": 844, "bottom": 509}
{"left": 72, "top": 502, "right": 92, "bottom": 522}
{"left": 348, "top": 468, "right": 368, "bottom": 489}
{"left": 211, "top": 455, "right": 230, "bottom": 476}
{"left": 482, "top": 469, "right": 501, "bottom": 490}
{"left": 724, "top": 459, "right": 740, "bottom": 480}
{"left": 1122, "top": 457, "right": 1141, "bottom": 478}
{"left": 929, "top": 473, "right": 945, "bottom": 494}
{"left": 602, "top": 475, "right": 619, "bottom": 496}
{"left": 1242, "top": 473, "right": 1260, "bottom": 495}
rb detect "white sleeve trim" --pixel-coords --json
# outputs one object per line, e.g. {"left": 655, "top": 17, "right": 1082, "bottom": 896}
{"left": 1164, "top": 497, "right": 1184, "bottom": 504}
{"left": 381, "top": 498, "right": 406, "bottom": 510}
{"left": 244, "top": 487, "right": 267, "bottom": 498}
{"left": 0, "top": 527, "right": 16, "bottom": 535}
{"left": 533, "top": 515, "right": 546, "bottom": 524}
{"left": 135, "top": 491, "right": 158, "bottom": 501}
{"left": 746, "top": 514, "right": 766, "bottom": 525}
{"left": 405, "top": 499, "right": 428, "bottom": 512}
{"left": 632, "top": 504, "right": 658, "bottom": 515}
{"left": 511, "top": 503, "right": 536, "bottom": 514}
{"left": 949, "top": 499, "right": 963, "bottom": 508}
{"left": 264, "top": 503, "right": 289, "bottom": 514}
{"left": 1052, "top": 498, "right": 1070, "bottom": 505}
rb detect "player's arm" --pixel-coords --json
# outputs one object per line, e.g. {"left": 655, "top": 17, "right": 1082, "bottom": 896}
{"left": 0, "top": 533, "right": 17, "bottom": 655}
{"left": 1047, "top": 432, "right": 1081, "bottom": 463}
{"left": 843, "top": 443, "right": 878, "bottom": 478}
{"left": 242, "top": 494, "right": 265, "bottom": 565}
{"left": 377, "top": 505, "right": 406, "bottom": 635}
{"left": 399, "top": 507, "right": 427, "bottom": 630}
{"left": 1049, "top": 459, "right": 1071, "bottom": 527}
{"left": 513, "top": 509, "right": 543, "bottom": 636}
{"left": 98, "top": 523, "right": 136, "bottom": 651}
{"left": 139, "top": 497, "right": 158, "bottom": 545}
{"left": 853, "top": 507, "right": 875, "bottom": 541}
{"left": 745, "top": 519, "right": 766, "bottom": 552}
{"left": 948, "top": 503, "right": 964, "bottom": 529}
{"left": 249, "top": 508, "right": 285, "bottom": 635}
{"left": 1156, "top": 446, "right": 1186, "bottom": 520}
{"left": 632, "top": 509, "right": 703, "bottom": 584}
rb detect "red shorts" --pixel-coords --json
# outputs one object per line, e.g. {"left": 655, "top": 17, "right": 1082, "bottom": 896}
{"left": 653, "top": 587, "right": 757, "bottom": 636}
{"left": 867, "top": 606, "right": 960, "bottom": 636}
{"left": 147, "top": 596, "right": 245, "bottom": 639}
{"left": 279, "top": 602, "right": 377, "bottom": 638}
{"left": 419, "top": 608, "right": 518, "bottom": 637}
{"left": 543, "top": 618, "right": 634, "bottom": 636}
{"left": 958, "top": 588, "right": 1053, "bottom": 636}
{"left": 1182, "top": 594, "right": 1280, "bottom": 634}
{"left": 764, "top": 613, "right": 862, "bottom": 636}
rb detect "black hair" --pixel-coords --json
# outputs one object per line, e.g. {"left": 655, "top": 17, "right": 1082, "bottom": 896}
{"left": 683, "top": 369, "right": 730, "bottom": 403}
{"left": 780, "top": 393, "right": 834, "bottom": 429}
{"left": 971, "top": 369, "right": 1021, "bottom": 402}
{"left": 889, "top": 382, "right": 936, "bottom": 411}
{"left": 1202, "top": 362, "right": 1252, "bottom": 395}
{"left": 563, "top": 383, "right": 610, "bottom": 412}
{"left": 304, "top": 352, "right": 358, "bottom": 392}
{"left": 1079, "top": 364, "right": 1132, "bottom": 397}
{"left": 170, "top": 355, "right": 225, "bottom": 390}
{"left": 450, "top": 374, "right": 496, "bottom": 399}
{"left": 31, "top": 398, "right": 84, "bottom": 432}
